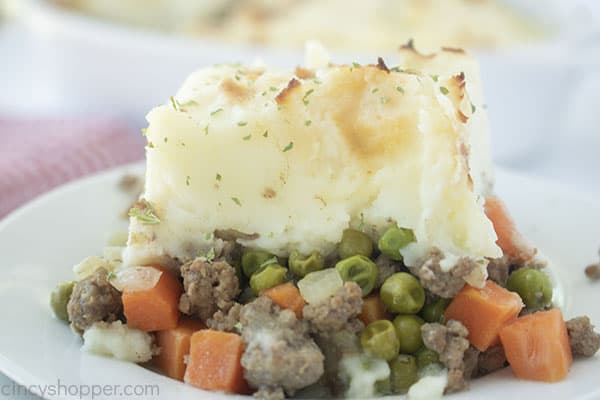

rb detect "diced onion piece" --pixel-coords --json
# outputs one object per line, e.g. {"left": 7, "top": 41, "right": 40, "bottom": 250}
{"left": 109, "top": 266, "right": 162, "bottom": 293}
{"left": 73, "top": 256, "right": 114, "bottom": 280}
{"left": 82, "top": 321, "right": 155, "bottom": 363}
{"left": 298, "top": 268, "right": 343, "bottom": 304}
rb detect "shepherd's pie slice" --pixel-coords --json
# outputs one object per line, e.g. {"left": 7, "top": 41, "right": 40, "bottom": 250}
{"left": 125, "top": 48, "right": 502, "bottom": 283}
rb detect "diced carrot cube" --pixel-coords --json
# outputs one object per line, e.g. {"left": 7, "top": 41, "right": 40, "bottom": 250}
{"left": 445, "top": 280, "right": 523, "bottom": 351}
{"left": 154, "top": 318, "right": 206, "bottom": 381}
{"left": 123, "top": 266, "right": 183, "bottom": 331}
{"left": 485, "top": 196, "right": 536, "bottom": 262}
{"left": 262, "top": 282, "right": 305, "bottom": 319}
{"left": 184, "top": 330, "right": 250, "bottom": 394}
{"left": 499, "top": 309, "right": 572, "bottom": 382}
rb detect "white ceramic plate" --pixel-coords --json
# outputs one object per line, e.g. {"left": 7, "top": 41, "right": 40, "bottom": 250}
{"left": 0, "top": 163, "right": 599, "bottom": 400}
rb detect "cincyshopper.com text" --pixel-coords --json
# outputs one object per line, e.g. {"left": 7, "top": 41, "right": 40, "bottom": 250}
{"left": 1, "top": 379, "right": 160, "bottom": 399}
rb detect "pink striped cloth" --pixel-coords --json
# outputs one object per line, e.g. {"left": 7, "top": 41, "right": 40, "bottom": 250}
{"left": 0, "top": 117, "right": 144, "bottom": 219}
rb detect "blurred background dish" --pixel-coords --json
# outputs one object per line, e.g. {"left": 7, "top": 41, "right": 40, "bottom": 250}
{"left": 52, "top": 0, "right": 549, "bottom": 52}
{"left": 3, "top": 0, "right": 597, "bottom": 167}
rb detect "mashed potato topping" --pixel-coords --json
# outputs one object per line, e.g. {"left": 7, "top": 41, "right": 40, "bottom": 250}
{"left": 125, "top": 47, "right": 501, "bottom": 272}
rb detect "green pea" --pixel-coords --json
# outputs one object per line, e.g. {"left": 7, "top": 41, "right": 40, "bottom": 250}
{"left": 393, "top": 315, "right": 425, "bottom": 354}
{"left": 361, "top": 320, "right": 400, "bottom": 361}
{"left": 335, "top": 255, "right": 377, "bottom": 297}
{"left": 241, "top": 249, "right": 276, "bottom": 278}
{"left": 421, "top": 298, "right": 451, "bottom": 323}
{"left": 415, "top": 347, "right": 440, "bottom": 369}
{"left": 288, "top": 250, "right": 324, "bottom": 278}
{"left": 249, "top": 264, "right": 287, "bottom": 295}
{"left": 50, "top": 281, "right": 76, "bottom": 322}
{"left": 380, "top": 272, "right": 425, "bottom": 314}
{"left": 507, "top": 268, "right": 553, "bottom": 310}
{"left": 378, "top": 226, "right": 415, "bottom": 261}
{"left": 338, "top": 229, "right": 373, "bottom": 259}
{"left": 389, "top": 354, "right": 419, "bottom": 393}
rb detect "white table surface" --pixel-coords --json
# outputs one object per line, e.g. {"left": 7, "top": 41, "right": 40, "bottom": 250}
{"left": 1, "top": 3, "right": 599, "bottom": 399}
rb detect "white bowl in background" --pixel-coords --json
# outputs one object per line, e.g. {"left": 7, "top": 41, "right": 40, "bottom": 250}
{"left": 17, "top": 0, "right": 600, "bottom": 165}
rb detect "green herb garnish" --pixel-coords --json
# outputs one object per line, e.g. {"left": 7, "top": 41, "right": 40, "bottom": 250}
{"left": 440, "top": 86, "right": 449, "bottom": 95}
{"left": 305, "top": 120, "right": 312, "bottom": 126}
{"left": 283, "top": 142, "right": 294, "bottom": 152}
{"left": 371, "top": 88, "right": 379, "bottom": 94}
{"left": 141, "top": 128, "right": 148, "bottom": 137}
{"left": 359, "top": 212, "right": 365, "bottom": 231}
{"left": 396, "top": 86, "right": 405, "bottom": 94}
{"left": 199, "top": 247, "right": 216, "bottom": 263}
{"left": 170, "top": 96, "right": 180, "bottom": 111}
{"left": 238, "top": 121, "right": 248, "bottom": 127}
{"left": 263, "top": 130, "right": 269, "bottom": 138}
{"left": 243, "top": 134, "right": 251, "bottom": 140}
{"left": 231, "top": 197, "right": 242, "bottom": 206}
{"left": 179, "top": 100, "right": 198, "bottom": 109}
{"left": 216, "top": 173, "right": 222, "bottom": 181}
{"left": 210, "top": 108, "right": 223, "bottom": 116}
{"left": 186, "top": 176, "right": 191, "bottom": 186}
{"left": 128, "top": 200, "right": 160, "bottom": 225}
{"left": 302, "top": 89, "right": 314, "bottom": 105}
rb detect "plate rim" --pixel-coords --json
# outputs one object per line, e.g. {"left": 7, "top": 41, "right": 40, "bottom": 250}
{"left": 0, "top": 163, "right": 599, "bottom": 400}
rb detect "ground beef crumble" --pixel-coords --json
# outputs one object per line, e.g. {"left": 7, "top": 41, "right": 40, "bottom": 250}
{"left": 179, "top": 258, "right": 240, "bottom": 321}
{"left": 487, "top": 253, "right": 548, "bottom": 287}
{"left": 487, "top": 256, "right": 512, "bottom": 286}
{"left": 314, "top": 330, "right": 361, "bottom": 396}
{"left": 240, "top": 297, "right": 324, "bottom": 397}
{"left": 253, "top": 386, "right": 285, "bottom": 400}
{"left": 214, "top": 238, "right": 241, "bottom": 267}
{"left": 302, "top": 282, "right": 364, "bottom": 334}
{"left": 586, "top": 264, "right": 600, "bottom": 280}
{"left": 207, "top": 302, "right": 242, "bottom": 332}
{"left": 67, "top": 267, "right": 123, "bottom": 334}
{"left": 412, "top": 250, "right": 478, "bottom": 299}
{"left": 475, "top": 345, "right": 507, "bottom": 377}
{"left": 566, "top": 316, "right": 600, "bottom": 357}
{"left": 421, "top": 320, "right": 471, "bottom": 393}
